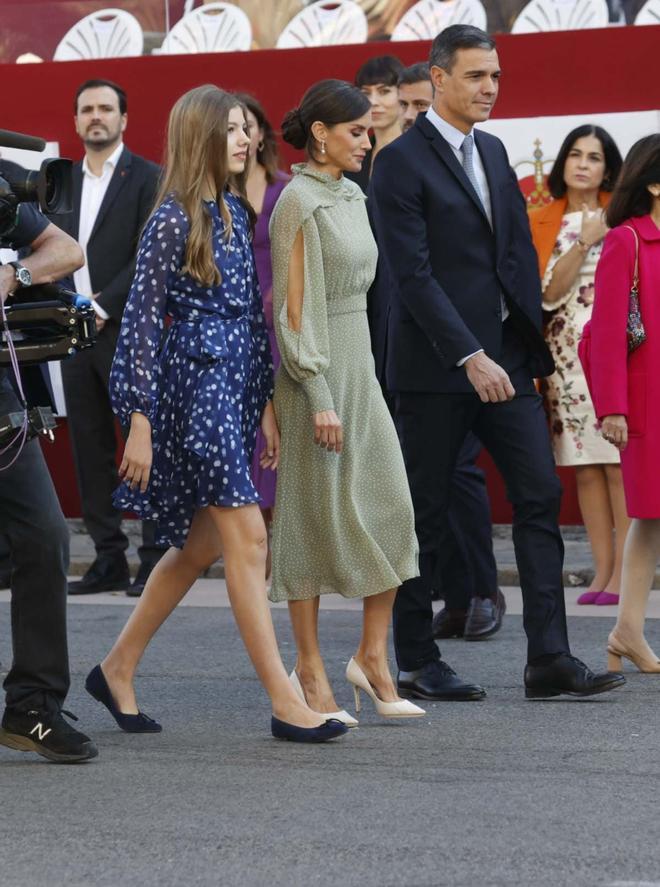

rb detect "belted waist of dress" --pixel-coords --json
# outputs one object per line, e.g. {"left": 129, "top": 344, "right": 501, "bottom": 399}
{"left": 169, "top": 313, "right": 249, "bottom": 363}
{"left": 170, "top": 312, "right": 250, "bottom": 328}
{"left": 326, "top": 294, "right": 366, "bottom": 317}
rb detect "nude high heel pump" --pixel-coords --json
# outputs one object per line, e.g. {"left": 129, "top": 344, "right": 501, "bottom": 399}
{"left": 346, "top": 658, "right": 425, "bottom": 719}
{"left": 607, "top": 634, "right": 660, "bottom": 674}
{"left": 289, "top": 670, "right": 359, "bottom": 728}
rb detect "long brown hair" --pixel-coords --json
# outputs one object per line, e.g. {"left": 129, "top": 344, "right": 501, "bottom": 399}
{"left": 234, "top": 92, "right": 280, "bottom": 184}
{"left": 607, "top": 134, "right": 660, "bottom": 229}
{"left": 153, "top": 84, "right": 251, "bottom": 287}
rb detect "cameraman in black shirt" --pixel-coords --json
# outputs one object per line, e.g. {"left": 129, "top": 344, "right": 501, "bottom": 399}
{"left": 0, "top": 203, "right": 98, "bottom": 762}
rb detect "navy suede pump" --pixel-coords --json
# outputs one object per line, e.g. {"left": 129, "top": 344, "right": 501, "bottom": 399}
{"left": 85, "top": 664, "right": 162, "bottom": 733}
{"left": 271, "top": 716, "right": 348, "bottom": 743}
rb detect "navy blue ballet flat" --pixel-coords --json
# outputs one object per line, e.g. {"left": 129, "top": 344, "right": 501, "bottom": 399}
{"left": 271, "top": 716, "right": 348, "bottom": 743}
{"left": 85, "top": 664, "right": 162, "bottom": 733}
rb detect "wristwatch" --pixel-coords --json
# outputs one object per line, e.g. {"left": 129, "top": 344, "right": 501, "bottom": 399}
{"left": 8, "top": 261, "right": 32, "bottom": 288}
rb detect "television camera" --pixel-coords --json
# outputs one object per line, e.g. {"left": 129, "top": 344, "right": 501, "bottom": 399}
{"left": 0, "top": 127, "right": 96, "bottom": 450}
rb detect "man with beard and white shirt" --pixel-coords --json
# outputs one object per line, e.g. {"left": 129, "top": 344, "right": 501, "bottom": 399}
{"left": 398, "top": 63, "right": 433, "bottom": 133}
{"left": 51, "top": 79, "right": 164, "bottom": 597}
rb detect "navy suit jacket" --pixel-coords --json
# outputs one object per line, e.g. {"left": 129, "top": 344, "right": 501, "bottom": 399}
{"left": 368, "top": 114, "right": 554, "bottom": 394}
{"left": 48, "top": 146, "right": 160, "bottom": 322}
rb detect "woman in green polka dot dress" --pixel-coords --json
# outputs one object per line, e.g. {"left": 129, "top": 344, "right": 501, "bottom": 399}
{"left": 269, "top": 80, "right": 423, "bottom": 724}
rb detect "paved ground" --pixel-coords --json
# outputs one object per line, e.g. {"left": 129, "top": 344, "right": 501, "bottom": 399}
{"left": 68, "top": 520, "right": 660, "bottom": 588}
{"left": 2, "top": 585, "right": 660, "bottom": 887}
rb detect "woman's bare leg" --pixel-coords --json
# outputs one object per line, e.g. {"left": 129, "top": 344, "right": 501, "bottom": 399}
{"left": 288, "top": 597, "right": 339, "bottom": 713}
{"left": 610, "top": 518, "right": 660, "bottom": 658}
{"left": 354, "top": 589, "right": 401, "bottom": 703}
{"left": 575, "top": 464, "right": 615, "bottom": 591}
{"left": 209, "top": 504, "right": 323, "bottom": 727}
{"left": 603, "top": 464, "right": 631, "bottom": 597}
{"left": 102, "top": 508, "right": 223, "bottom": 713}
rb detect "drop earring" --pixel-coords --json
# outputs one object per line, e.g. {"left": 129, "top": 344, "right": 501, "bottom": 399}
{"left": 321, "top": 140, "right": 326, "bottom": 156}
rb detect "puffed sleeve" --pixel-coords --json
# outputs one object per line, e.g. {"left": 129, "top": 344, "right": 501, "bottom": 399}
{"left": 269, "top": 184, "right": 334, "bottom": 415}
{"left": 110, "top": 199, "right": 187, "bottom": 426}
{"left": 590, "top": 226, "right": 636, "bottom": 419}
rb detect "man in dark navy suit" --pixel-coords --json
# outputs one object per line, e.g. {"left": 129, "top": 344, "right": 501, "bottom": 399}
{"left": 369, "top": 25, "right": 624, "bottom": 700}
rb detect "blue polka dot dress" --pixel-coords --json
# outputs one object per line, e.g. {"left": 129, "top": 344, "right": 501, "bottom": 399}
{"left": 110, "top": 193, "right": 273, "bottom": 548}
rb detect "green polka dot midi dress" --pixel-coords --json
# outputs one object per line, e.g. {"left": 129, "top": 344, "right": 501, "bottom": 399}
{"left": 268, "top": 163, "right": 419, "bottom": 602}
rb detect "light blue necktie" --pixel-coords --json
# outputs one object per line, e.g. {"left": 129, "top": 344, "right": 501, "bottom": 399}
{"left": 462, "top": 132, "right": 506, "bottom": 318}
{"left": 461, "top": 133, "right": 485, "bottom": 210}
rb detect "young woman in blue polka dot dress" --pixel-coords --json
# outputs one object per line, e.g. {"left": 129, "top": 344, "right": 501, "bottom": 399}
{"left": 84, "top": 86, "right": 346, "bottom": 744}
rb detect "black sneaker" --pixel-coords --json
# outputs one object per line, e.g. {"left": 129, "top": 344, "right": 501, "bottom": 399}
{"left": 0, "top": 707, "right": 99, "bottom": 763}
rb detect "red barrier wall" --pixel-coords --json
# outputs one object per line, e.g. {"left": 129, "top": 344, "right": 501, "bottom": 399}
{"left": 6, "top": 24, "right": 657, "bottom": 522}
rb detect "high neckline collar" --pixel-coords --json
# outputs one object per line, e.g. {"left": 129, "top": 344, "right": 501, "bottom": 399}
{"left": 292, "top": 162, "right": 344, "bottom": 191}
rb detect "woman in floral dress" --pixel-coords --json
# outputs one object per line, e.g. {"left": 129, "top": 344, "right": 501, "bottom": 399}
{"left": 530, "top": 125, "right": 625, "bottom": 605}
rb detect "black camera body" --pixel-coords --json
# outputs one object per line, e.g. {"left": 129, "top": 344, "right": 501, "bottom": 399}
{"left": 1, "top": 284, "right": 97, "bottom": 367}
{"left": 0, "top": 128, "right": 97, "bottom": 451}
{"left": 0, "top": 158, "right": 73, "bottom": 238}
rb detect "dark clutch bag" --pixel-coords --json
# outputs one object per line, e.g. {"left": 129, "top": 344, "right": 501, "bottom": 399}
{"left": 624, "top": 225, "right": 646, "bottom": 353}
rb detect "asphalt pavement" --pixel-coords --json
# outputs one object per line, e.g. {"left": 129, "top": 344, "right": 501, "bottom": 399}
{"left": 2, "top": 588, "right": 660, "bottom": 887}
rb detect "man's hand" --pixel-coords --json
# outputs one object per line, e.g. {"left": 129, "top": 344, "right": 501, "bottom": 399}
{"left": 465, "top": 352, "right": 515, "bottom": 403}
{"left": 95, "top": 316, "right": 105, "bottom": 332}
{"left": 0, "top": 264, "right": 15, "bottom": 305}
{"left": 313, "top": 409, "right": 343, "bottom": 453}
{"left": 601, "top": 414, "right": 628, "bottom": 451}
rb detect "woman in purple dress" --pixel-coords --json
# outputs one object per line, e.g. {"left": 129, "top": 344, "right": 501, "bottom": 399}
{"left": 237, "top": 94, "right": 289, "bottom": 570}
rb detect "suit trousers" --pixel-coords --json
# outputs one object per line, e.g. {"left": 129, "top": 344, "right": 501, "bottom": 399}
{"left": 441, "top": 432, "right": 498, "bottom": 609}
{"left": 393, "top": 321, "right": 570, "bottom": 669}
{"left": 0, "top": 376, "right": 70, "bottom": 713}
{"left": 61, "top": 322, "right": 164, "bottom": 567}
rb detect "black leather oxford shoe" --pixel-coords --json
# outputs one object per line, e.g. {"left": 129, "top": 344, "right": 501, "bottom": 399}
{"left": 68, "top": 556, "right": 130, "bottom": 595}
{"left": 432, "top": 607, "right": 467, "bottom": 639}
{"left": 398, "top": 660, "right": 487, "bottom": 701}
{"left": 464, "top": 589, "right": 507, "bottom": 641}
{"left": 524, "top": 654, "right": 626, "bottom": 699}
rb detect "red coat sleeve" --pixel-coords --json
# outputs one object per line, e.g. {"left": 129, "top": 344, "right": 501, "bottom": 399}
{"left": 590, "top": 226, "right": 636, "bottom": 419}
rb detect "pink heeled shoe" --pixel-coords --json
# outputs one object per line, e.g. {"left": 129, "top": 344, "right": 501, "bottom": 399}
{"left": 576, "top": 589, "right": 602, "bottom": 605}
{"left": 595, "top": 591, "right": 620, "bottom": 606}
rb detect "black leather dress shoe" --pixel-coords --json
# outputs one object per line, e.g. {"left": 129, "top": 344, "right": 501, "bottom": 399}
{"left": 464, "top": 589, "right": 507, "bottom": 641}
{"left": 432, "top": 607, "right": 467, "bottom": 639}
{"left": 398, "top": 660, "right": 487, "bottom": 701}
{"left": 68, "top": 556, "right": 130, "bottom": 595}
{"left": 524, "top": 654, "right": 626, "bottom": 699}
{"left": 126, "top": 562, "right": 155, "bottom": 598}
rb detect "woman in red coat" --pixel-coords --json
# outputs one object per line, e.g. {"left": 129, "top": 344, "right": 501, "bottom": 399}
{"left": 588, "top": 134, "right": 660, "bottom": 673}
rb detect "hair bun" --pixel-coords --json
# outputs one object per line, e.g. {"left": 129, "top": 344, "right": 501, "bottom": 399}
{"left": 281, "top": 107, "right": 307, "bottom": 150}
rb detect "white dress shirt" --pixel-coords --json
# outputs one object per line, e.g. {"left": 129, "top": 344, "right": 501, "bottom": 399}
{"left": 424, "top": 108, "right": 508, "bottom": 365}
{"left": 73, "top": 141, "right": 125, "bottom": 320}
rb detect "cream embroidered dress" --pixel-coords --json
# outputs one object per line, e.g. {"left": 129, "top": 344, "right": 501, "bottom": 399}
{"left": 542, "top": 211, "right": 619, "bottom": 466}
{"left": 268, "top": 164, "right": 419, "bottom": 601}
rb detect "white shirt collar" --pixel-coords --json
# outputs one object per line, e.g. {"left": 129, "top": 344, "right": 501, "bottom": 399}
{"left": 82, "top": 140, "right": 124, "bottom": 178}
{"left": 425, "top": 107, "right": 472, "bottom": 152}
